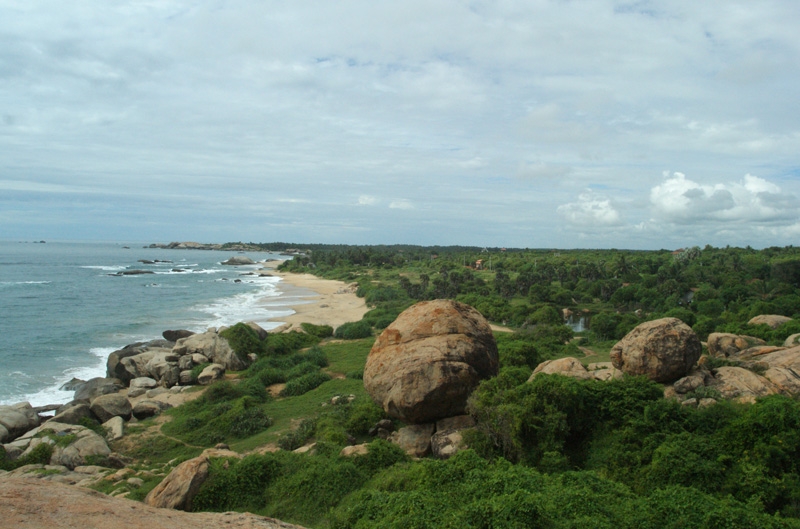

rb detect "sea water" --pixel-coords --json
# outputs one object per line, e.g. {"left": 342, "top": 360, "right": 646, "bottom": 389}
{"left": 0, "top": 241, "right": 295, "bottom": 407}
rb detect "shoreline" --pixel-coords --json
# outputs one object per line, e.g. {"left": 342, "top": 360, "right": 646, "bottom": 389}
{"left": 257, "top": 260, "right": 368, "bottom": 332}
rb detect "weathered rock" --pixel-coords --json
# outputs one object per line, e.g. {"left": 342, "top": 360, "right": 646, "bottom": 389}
{"left": 698, "top": 398, "right": 717, "bottom": 408}
{"left": 178, "top": 355, "right": 194, "bottom": 371}
{"left": 710, "top": 366, "right": 779, "bottom": 403}
{"left": 707, "top": 333, "right": 766, "bottom": 358}
{"left": 145, "top": 352, "right": 181, "bottom": 387}
{"left": 89, "top": 394, "right": 132, "bottom": 423}
{"left": 173, "top": 331, "right": 250, "bottom": 372}
{"left": 221, "top": 256, "right": 255, "bottom": 265}
{"left": 163, "top": 329, "right": 195, "bottom": 342}
{"left": 340, "top": 444, "right": 370, "bottom": 457}
{"left": 132, "top": 400, "right": 173, "bottom": 420}
{"left": 529, "top": 357, "right": 592, "bottom": 381}
{"left": 245, "top": 321, "right": 269, "bottom": 341}
{"left": 784, "top": 334, "right": 800, "bottom": 348}
{"left": 34, "top": 422, "right": 112, "bottom": 469}
{"left": 191, "top": 353, "right": 210, "bottom": 365}
{"left": 106, "top": 343, "right": 149, "bottom": 381}
{"left": 0, "top": 475, "right": 307, "bottom": 529}
{"left": 435, "top": 415, "right": 475, "bottom": 432}
{"left": 179, "top": 370, "right": 194, "bottom": 386}
{"left": 127, "top": 388, "right": 147, "bottom": 398}
{"left": 741, "top": 346, "right": 800, "bottom": 395}
{"left": 389, "top": 423, "right": 435, "bottom": 458}
{"left": 130, "top": 377, "right": 158, "bottom": 390}
{"left": 610, "top": 318, "right": 702, "bottom": 383}
{"left": 748, "top": 315, "right": 793, "bottom": 329}
{"left": 74, "top": 378, "right": 125, "bottom": 401}
{"left": 146, "top": 387, "right": 168, "bottom": 398}
{"left": 50, "top": 403, "right": 95, "bottom": 426}
{"left": 0, "top": 403, "right": 40, "bottom": 441}
{"left": 59, "top": 378, "right": 86, "bottom": 391}
{"left": 431, "top": 429, "right": 467, "bottom": 460}
{"left": 197, "top": 364, "right": 225, "bottom": 385}
{"left": 364, "top": 300, "right": 499, "bottom": 424}
{"left": 0, "top": 424, "right": 9, "bottom": 444}
{"left": 145, "top": 455, "right": 210, "bottom": 511}
{"left": 673, "top": 374, "right": 705, "bottom": 394}
{"left": 103, "top": 416, "right": 125, "bottom": 441}
{"left": 118, "top": 352, "right": 158, "bottom": 383}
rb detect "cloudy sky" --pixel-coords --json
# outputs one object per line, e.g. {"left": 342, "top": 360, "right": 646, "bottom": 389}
{"left": 2, "top": 1, "right": 799, "bottom": 249}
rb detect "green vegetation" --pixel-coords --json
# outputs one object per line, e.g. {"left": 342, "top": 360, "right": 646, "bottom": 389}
{"left": 86, "top": 243, "right": 800, "bottom": 528}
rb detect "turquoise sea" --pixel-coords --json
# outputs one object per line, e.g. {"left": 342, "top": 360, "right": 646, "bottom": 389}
{"left": 0, "top": 241, "right": 297, "bottom": 407}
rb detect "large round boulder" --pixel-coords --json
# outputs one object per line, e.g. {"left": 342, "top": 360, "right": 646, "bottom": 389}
{"left": 610, "top": 317, "right": 702, "bottom": 383}
{"left": 364, "top": 299, "right": 499, "bottom": 424}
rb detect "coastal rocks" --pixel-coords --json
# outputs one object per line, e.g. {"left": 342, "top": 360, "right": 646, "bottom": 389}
{"left": 707, "top": 333, "right": 766, "bottom": 358}
{"left": 75, "top": 377, "right": 125, "bottom": 401}
{"left": 0, "top": 403, "right": 40, "bottom": 442}
{"left": 29, "top": 422, "right": 112, "bottom": 469}
{"left": 364, "top": 300, "right": 499, "bottom": 424}
{"left": 197, "top": 364, "right": 225, "bottom": 385}
{"left": 51, "top": 403, "right": 94, "bottom": 426}
{"left": 610, "top": 317, "right": 702, "bottom": 383}
{"left": 221, "top": 256, "right": 255, "bottom": 266}
{"left": 132, "top": 399, "right": 173, "bottom": 420}
{"left": 130, "top": 377, "right": 158, "bottom": 390}
{"left": 144, "top": 455, "right": 210, "bottom": 511}
{"left": 90, "top": 394, "right": 132, "bottom": 423}
{"left": 163, "top": 329, "right": 195, "bottom": 342}
{"left": 784, "top": 334, "right": 800, "bottom": 348}
{"left": 748, "top": 314, "right": 793, "bottom": 329}
{"left": 173, "top": 331, "right": 250, "bottom": 372}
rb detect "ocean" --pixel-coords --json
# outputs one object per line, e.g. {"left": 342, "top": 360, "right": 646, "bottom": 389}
{"left": 0, "top": 241, "right": 300, "bottom": 407}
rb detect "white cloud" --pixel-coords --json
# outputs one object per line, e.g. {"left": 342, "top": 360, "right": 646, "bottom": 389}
{"left": 389, "top": 199, "right": 414, "bottom": 210}
{"left": 650, "top": 172, "right": 799, "bottom": 225}
{"left": 557, "top": 192, "right": 622, "bottom": 227}
{"left": 358, "top": 195, "right": 378, "bottom": 206}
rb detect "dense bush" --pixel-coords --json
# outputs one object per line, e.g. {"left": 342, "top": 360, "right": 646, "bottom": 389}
{"left": 279, "top": 371, "right": 332, "bottom": 397}
{"left": 219, "top": 322, "right": 267, "bottom": 360}
{"left": 266, "top": 330, "right": 321, "bottom": 355}
{"left": 334, "top": 321, "right": 373, "bottom": 339}
{"left": 300, "top": 322, "right": 334, "bottom": 338}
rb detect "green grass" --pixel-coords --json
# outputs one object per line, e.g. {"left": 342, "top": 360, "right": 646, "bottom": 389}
{"left": 320, "top": 338, "right": 374, "bottom": 375}
{"left": 231, "top": 378, "right": 367, "bottom": 451}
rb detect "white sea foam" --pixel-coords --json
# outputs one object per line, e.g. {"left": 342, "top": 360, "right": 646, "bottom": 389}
{"left": 0, "top": 347, "right": 113, "bottom": 408}
{"left": 81, "top": 265, "right": 127, "bottom": 272}
{"left": 194, "top": 275, "right": 286, "bottom": 330}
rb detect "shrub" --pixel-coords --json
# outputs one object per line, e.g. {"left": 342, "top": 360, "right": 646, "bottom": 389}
{"left": 280, "top": 371, "right": 332, "bottom": 397}
{"left": 0, "top": 442, "right": 53, "bottom": 471}
{"left": 278, "top": 418, "right": 317, "bottom": 451}
{"left": 220, "top": 322, "right": 266, "bottom": 360}
{"left": 266, "top": 331, "right": 321, "bottom": 356}
{"left": 334, "top": 321, "right": 373, "bottom": 340}
{"left": 301, "top": 322, "right": 334, "bottom": 338}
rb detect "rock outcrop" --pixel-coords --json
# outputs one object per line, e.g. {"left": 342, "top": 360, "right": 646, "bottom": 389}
{"left": 610, "top": 317, "right": 702, "bottom": 383}
{"left": 144, "top": 455, "right": 212, "bottom": 511}
{"left": 748, "top": 314, "right": 793, "bottom": 329}
{"left": 529, "top": 357, "right": 593, "bottom": 381}
{"left": 0, "top": 402, "right": 40, "bottom": 442}
{"left": 221, "top": 256, "right": 255, "bottom": 266}
{"left": 173, "top": 331, "right": 251, "bottom": 372}
{"left": 364, "top": 300, "right": 499, "bottom": 424}
{"left": 707, "top": 333, "right": 766, "bottom": 358}
{"left": 0, "top": 476, "right": 307, "bottom": 529}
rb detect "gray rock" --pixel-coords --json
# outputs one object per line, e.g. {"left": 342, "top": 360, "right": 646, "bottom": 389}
{"left": 163, "top": 329, "right": 195, "bottom": 342}
{"left": 130, "top": 377, "right": 158, "bottom": 389}
{"left": 59, "top": 378, "right": 86, "bottom": 392}
{"left": 221, "top": 256, "right": 255, "bottom": 265}
{"left": 191, "top": 353, "right": 210, "bottom": 365}
{"left": 197, "top": 364, "right": 225, "bottom": 385}
{"left": 89, "top": 394, "right": 132, "bottom": 422}
{"left": 103, "top": 416, "right": 125, "bottom": 441}
{"left": 127, "top": 388, "right": 147, "bottom": 398}
{"left": 27, "top": 422, "right": 111, "bottom": 470}
{"left": 673, "top": 375, "right": 705, "bottom": 394}
{"left": 0, "top": 403, "right": 40, "bottom": 441}
{"left": 132, "top": 400, "right": 172, "bottom": 420}
{"left": 435, "top": 415, "right": 475, "bottom": 432}
{"left": 178, "top": 355, "right": 194, "bottom": 371}
{"left": 50, "top": 403, "right": 95, "bottom": 426}
{"left": 179, "top": 370, "right": 194, "bottom": 386}
{"left": 173, "top": 331, "right": 250, "bottom": 372}
{"left": 431, "top": 429, "right": 467, "bottom": 460}
{"left": 146, "top": 388, "right": 168, "bottom": 398}
{"left": 74, "top": 378, "right": 124, "bottom": 401}
{"left": 389, "top": 424, "right": 435, "bottom": 457}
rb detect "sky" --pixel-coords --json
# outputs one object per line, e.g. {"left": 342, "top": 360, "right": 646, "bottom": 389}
{"left": 1, "top": 1, "right": 799, "bottom": 249}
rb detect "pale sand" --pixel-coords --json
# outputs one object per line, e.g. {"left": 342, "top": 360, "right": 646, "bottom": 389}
{"left": 258, "top": 260, "right": 368, "bottom": 332}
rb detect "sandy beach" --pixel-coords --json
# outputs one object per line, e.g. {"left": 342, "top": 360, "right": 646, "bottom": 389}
{"left": 258, "top": 260, "right": 368, "bottom": 332}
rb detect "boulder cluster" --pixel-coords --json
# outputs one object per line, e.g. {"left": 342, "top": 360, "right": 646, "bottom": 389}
{"left": 363, "top": 299, "right": 499, "bottom": 458}
{"left": 1, "top": 323, "right": 264, "bottom": 472}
